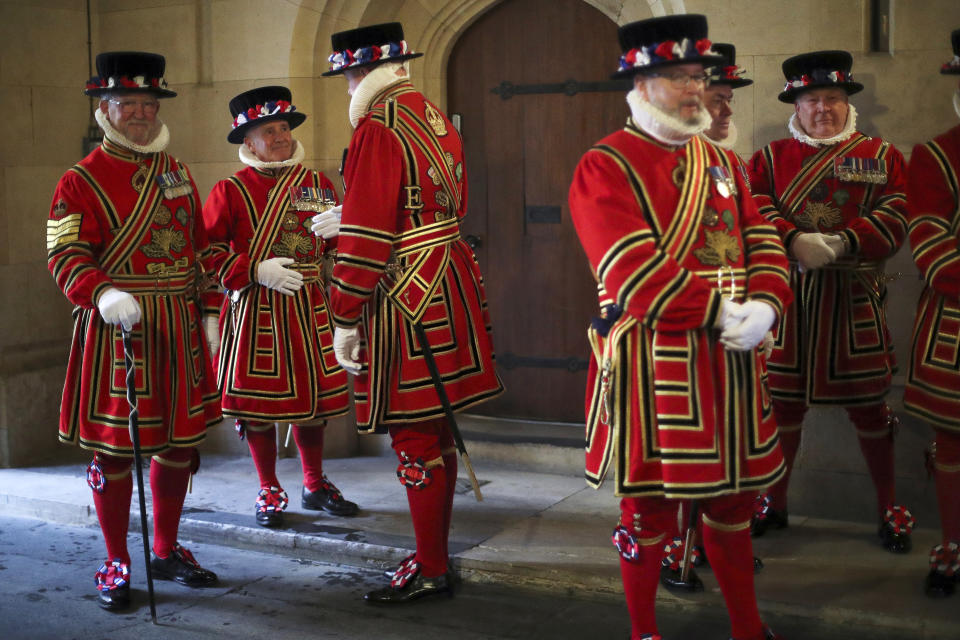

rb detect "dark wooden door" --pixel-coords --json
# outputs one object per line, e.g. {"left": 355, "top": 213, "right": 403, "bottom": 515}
{"left": 448, "top": 0, "right": 628, "bottom": 422}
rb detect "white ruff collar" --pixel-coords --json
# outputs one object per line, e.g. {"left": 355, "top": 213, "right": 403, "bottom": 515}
{"left": 349, "top": 63, "right": 407, "bottom": 129}
{"left": 95, "top": 107, "right": 169, "bottom": 154}
{"left": 788, "top": 103, "right": 858, "bottom": 147}
{"left": 238, "top": 139, "right": 304, "bottom": 170}
{"left": 627, "top": 87, "right": 710, "bottom": 146}
{"left": 953, "top": 89, "right": 960, "bottom": 120}
{"left": 704, "top": 120, "right": 738, "bottom": 150}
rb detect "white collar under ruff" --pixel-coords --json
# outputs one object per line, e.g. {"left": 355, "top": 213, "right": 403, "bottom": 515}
{"left": 788, "top": 103, "right": 858, "bottom": 148}
{"left": 348, "top": 63, "right": 408, "bottom": 129}
{"left": 627, "top": 87, "right": 711, "bottom": 147}
{"left": 704, "top": 120, "right": 738, "bottom": 150}
{"left": 95, "top": 107, "right": 170, "bottom": 154}
{"left": 238, "top": 139, "right": 305, "bottom": 171}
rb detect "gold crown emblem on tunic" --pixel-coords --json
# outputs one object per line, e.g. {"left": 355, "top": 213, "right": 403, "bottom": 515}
{"left": 424, "top": 103, "right": 447, "bottom": 137}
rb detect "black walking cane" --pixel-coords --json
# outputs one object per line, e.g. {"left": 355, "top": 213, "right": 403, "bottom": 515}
{"left": 121, "top": 329, "right": 158, "bottom": 624}
{"left": 411, "top": 324, "right": 483, "bottom": 502}
{"left": 680, "top": 499, "right": 699, "bottom": 584}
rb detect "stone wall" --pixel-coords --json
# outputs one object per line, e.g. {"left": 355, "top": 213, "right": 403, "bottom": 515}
{"left": 2, "top": 0, "right": 959, "bottom": 524}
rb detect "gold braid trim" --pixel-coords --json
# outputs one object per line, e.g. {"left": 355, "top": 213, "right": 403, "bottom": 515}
{"left": 423, "top": 456, "right": 445, "bottom": 469}
{"left": 151, "top": 454, "right": 192, "bottom": 468}
{"left": 440, "top": 446, "right": 457, "bottom": 456}
{"left": 636, "top": 533, "right": 666, "bottom": 546}
{"left": 103, "top": 469, "right": 131, "bottom": 481}
{"left": 934, "top": 460, "right": 960, "bottom": 473}
{"left": 702, "top": 514, "right": 751, "bottom": 532}
{"left": 243, "top": 421, "right": 275, "bottom": 433}
{"left": 778, "top": 423, "right": 803, "bottom": 433}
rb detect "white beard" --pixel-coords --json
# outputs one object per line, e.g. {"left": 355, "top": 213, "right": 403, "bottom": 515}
{"left": 788, "top": 103, "right": 858, "bottom": 147}
{"left": 627, "top": 87, "right": 710, "bottom": 146}
{"left": 953, "top": 89, "right": 960, "bottom": 120}
{"left": 238, "top": 138, "right": 305, "bottom": 170}
{"left": 95, "top": 107, "right": 169, "bottom": 154}
{"left": 704, "top": 120, "right": 738, "bottom": 150}
{"left": 348, "top": 62, "right": 408, "bottom": 129}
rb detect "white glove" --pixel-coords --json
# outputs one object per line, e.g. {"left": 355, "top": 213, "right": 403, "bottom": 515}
{"left": 713, "top": 298, "right": 746, "bottom": 330}
{"left": 204, "top": 314, "right": 220, "bottom": 358}
{"left": 720, "top": 300, "right": 776, "bottom": 351}
{"left": 256, "top": 257, "right": 303, "bottom": 296}
{"left": 791, "top": 233, "right": 838, "bottom": 271}
{"left": 823, "top": 234, "right": 847, "bottom": 259}
{"left": 333, "top": 326, "right": 362, "bottom": 375}
{"left": 97, "top": 287, "right": 142, "bottom": 332}
{"left": 310, "top": 205, "right": 342, "bottom": 239}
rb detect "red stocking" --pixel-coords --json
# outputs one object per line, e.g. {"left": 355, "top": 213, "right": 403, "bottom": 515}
{"left": 90, "top": 453, "right": 133, "bottom": 564}
{"left": 245, "top": 422, "right": 280, "bottom": 489}
{"left": 935, "top": 428, "right": 960, "bottom": 544}
{"left": 701, "top": 493, "right": 764, "bottom": 640}
{"left": 618, "top": 497, "right": 675, "bottom": 639}
{"left": 150, "top": 447, "right": 194, "bottom": 558}
{"left": 848, "top": 404, "right": 896, "bottom": 516}
{"left": 292, "top": 423, "right": 325, "bottom": 492}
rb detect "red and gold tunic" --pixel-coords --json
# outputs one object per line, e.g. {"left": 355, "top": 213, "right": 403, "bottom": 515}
{"left": 203, "top": 165, "right": 349, "bottom": 422}
{"left": 329, "top": 81, "right": 503, "bottom": 433}
{"left": 748, "top": 134, "right": 907, "bottom": 406}
{"left": 46, "top": 138, "right": 221, "bottom": 456}
{"left": 569, "top": 121, "right": 792, "bottom": 498}
{"left": 904, "top": 124, "right": 960, "bottom": 432}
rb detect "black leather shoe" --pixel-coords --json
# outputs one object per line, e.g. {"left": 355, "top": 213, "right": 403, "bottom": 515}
{"left": 924, "top": 569, "right": 957, "bottom": 598}
{"left": 302, "top": 479, "right": 359, "bottom": 517}
{"left": 754, "top": 556, "right": 764, "bottom": 573}
{"left": 255, "top": 486, "right": 287, "bottom": 528}
{"left": 751, "top": 508, "right": 788, "bottom": 537}
{"left": 256, "top": 508, "right": 284, "bottom": 527}
{"left": 150, "top": 544, "right": 218, "bottom": 587}
{"left": 364, "top": 572, "right": 453, "bottom": 604}
{"left": 659, "top": 565, "right": 704, "bottom": 592}
{"left": 97, "top": 582, "right": 130, "bottom": 611}
{"left": 878, "top": 522, "right": 912, "bottom": 553}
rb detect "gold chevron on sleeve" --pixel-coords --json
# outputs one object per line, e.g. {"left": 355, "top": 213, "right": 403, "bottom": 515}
{"left": 46, "top": 213, "right": 82, "bottom": 251}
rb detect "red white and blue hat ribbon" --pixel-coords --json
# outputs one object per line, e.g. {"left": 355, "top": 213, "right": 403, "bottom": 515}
{"left": 86, "top": 74, "right": 168, "bottom": 92}
{"left": 943, "top": 55, "right": 960, "bottom": 73}
{"left": 618, "top": 38, "right": 716, "bottom": 74}
{"left": 232, "top": 100, "right": 296, "bottom": 131}
{"left": 783, "top": 69, "right": 853, "bottom": 93}
{"left": 328, "top": 40, "right": 411, "bottom": 73}
{"left": 716, "top": 65, "right": 746, "bottom": 82}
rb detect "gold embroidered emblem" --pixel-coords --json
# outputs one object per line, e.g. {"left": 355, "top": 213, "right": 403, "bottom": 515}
{"left": 146, "top": 256, "right": 189, "bottom": 275}
{"left": 141, "top": 227, "right": 186, "bottom": 258}
{"left": 46, "top": 213, "right": 82, "bottom": 251}
{"left": 426, "top": 167, "right": 441, "bottom": 186}
{"left": 424, "top": 103, "right": 448, "bottom": 137}
{"left": 444, "top": 152, "right": 455, "bottom": 168}
{"left": 455, "top": 163, "right": 463, "bottom": 182}
{"left": 272, "top": 231, "right": 312, "bottom": 258}
{"left": 154, "top": 205, "right": 172, "bottom": 226}
{"left": 131, "top": 163, "right": 149, "bottom": 193}
{"left": 435, "top": 191, "right": 453, "bottom": 220}
{"left": 282, "top": 213, "right": 300, "bottom": 231}
{"left": 672, "top": 157, "right": 686, "bottom": 188}
{"left": 694, "top": 229, "right": 741, "bottom": 266}
{"left": 702, "top": 207, "right": 719, "bottom": 227}
{"left": 795, "top": 200, "right": 843, "bottom": 231}
{"left": 404, "top": 186, "right": 423, "bottom": 210}
{"left": 53, "top": 199, "right": 68, "bottom": 218}
{"left": 175, "top": 206, "right": 190, "bottom": 227}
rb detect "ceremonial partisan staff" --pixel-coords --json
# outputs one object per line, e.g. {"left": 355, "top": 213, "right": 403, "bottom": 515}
{"left": 679, "top": 499, "right": 699, "bottom": 585}
{"left": 121, "top": 329, "right": 158, "bottom": 623}
{"left": 337, "top": 148, "right": 483, "bottom": 501}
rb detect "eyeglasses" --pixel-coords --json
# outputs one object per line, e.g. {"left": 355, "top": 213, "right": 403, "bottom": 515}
{"left": 108, "top": 98, "right": 160, "bottom": 115}
{"left": 648, "top": 72, "right": 711, "bottom": 89}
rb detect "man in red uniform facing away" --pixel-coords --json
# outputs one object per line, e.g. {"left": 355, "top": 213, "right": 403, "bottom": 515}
{"left": 569, "top": 15, "right": 791, "bottom": 640}
{"left": 323, "top": 23, "right": 503, "bottom": 603}
{"left": 748, "top": 51, "right": 913, "bottom": 552}
{"left": 903, "top": 28, "right": 960, "bottom": 597}
{"left": 202, "top": 86, "right": 358, "bottom": 529}
{"left": 46, "top": 52, "right": 220, "bottom": 611}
